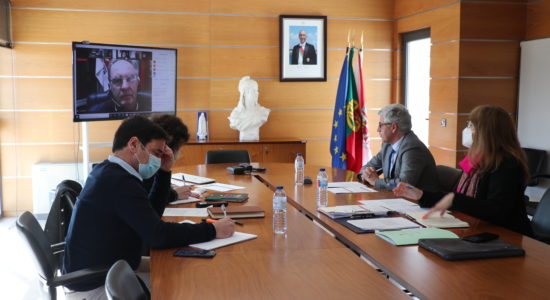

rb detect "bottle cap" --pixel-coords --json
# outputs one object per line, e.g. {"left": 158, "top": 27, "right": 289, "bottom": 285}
{"left": 320, "top": 168, "right": 326, "bottom": 171}
{"left": 276, "top": 185, "right": 284, "bottom": 190}
{"left": 297, "top": 153, "right": 302, "bottom": 156}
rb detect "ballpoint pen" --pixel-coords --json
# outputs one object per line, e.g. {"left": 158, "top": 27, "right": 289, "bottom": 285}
{"left": 203, "top": 218, "right": 244, "bottom": 226}
{"left": 181, "top": 174, "right": 186, "bottom": 185}
{"left": 221, "top": 204, "right": 227, "bottom": 218}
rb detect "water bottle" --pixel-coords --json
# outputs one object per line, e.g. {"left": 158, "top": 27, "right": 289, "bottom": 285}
{"left": 273, "top": 186, "right": 287, "bottom": 234}
{"left": 316, "top": 168, "right": 329, "bottom": 208}
{"left": 294, "top": 153, "right": 305, "bottom": 185}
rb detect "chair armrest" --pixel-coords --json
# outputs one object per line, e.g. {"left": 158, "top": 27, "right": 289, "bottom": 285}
{"left": 51, "top": 242, "right": 65, "bottom": 253}
{"left": 48, "top": 266, "right": 109, "bottom": 288}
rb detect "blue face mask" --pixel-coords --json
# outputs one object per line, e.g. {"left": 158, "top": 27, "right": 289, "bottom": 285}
{"left": 136, "top": 144, "right": 162, "bottom": 179}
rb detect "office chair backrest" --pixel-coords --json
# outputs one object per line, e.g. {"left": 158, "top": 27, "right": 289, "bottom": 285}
{"left": 16, "top": 211, "right": 58, "bottom": 284}
{"left": 205, "top": 149, "right": 250, "bottom": 164}
{"left": 436, "top": 165, "right": 463, "bottom": 192}
{"left": 105, "top": 260, "right": 150, "bottom": 300}
{"left": 44, "top": 180, "right": 82, "bottom": 248}
{"left": 522, "top": 148, "right": 547, "bottom": 186}
{"left": 532, "top": 187, "right": 550, "bottom": 242}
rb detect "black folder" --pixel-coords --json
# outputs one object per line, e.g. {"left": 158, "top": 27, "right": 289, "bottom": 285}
{"left": 418, "top": 238, "right": 525, "bottom": 261}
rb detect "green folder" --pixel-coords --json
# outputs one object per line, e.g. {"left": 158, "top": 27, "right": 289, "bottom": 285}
{"left": 376, "top": 227, "right": 459, "bottom": 246}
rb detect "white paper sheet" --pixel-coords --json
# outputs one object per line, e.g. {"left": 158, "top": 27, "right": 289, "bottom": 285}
{"left": 407, "top": 211, "right": 469, "bottom": 228}
{"left": 172, "top": 173, "right": 215, "bottom": 184}
{"left": 170, "top": 179, "right": 194, "bottom": 187}
{"left": 359, "top": 199, "right": 430, "bottom": 214}
{"left": 199, "top": 183, "right": 245, "bottom": 192}
{"left": 162, "top": 208, "right": 209, "bottom": 217}
{"left": 347, "top": 217, "right": 421, "bottom": 231}
{"left": 189, "top": 232, "right": 257, "bottom": 250}
{"left": 327, "top": 182, "right": 376, "bottom": 193}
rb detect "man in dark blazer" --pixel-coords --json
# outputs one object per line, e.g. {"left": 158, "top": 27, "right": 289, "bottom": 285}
{"left": 290, "top": 30, "right": 317, "bottom": 65}
{"left": 360, "top": 104, "right": 438, "bottom": 192}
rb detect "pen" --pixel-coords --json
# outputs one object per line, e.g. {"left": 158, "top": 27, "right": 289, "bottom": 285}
{"left": 181, "top": 174, "right": 186, "bottom": 185}
{"left": 221, "top": 204, "right": 227, "bottom": 218}
{"left": 202, "top": 218, "right": 244, "bottom": 226}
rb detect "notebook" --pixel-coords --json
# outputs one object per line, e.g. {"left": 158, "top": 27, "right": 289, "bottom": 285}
{"left": 418, "top": 238, "right": 525, "bottom": 260}
{"left": 189, "top": 232, "right": 258, "bottom": 250}
{"left": 207, "top": 206, "right": 265, "bottom": 219}
{"left": 205, "top": 193, "right": 249, "bottom": 203}
{"left": 407, "top": 211, "right": 469, "bottom": 228}
{"left": 318, "top": 205, "right": 374, "bottom": 219}
{"left": 172, "top": 173, "right": 216, "bottom": 184}
{"left": 376, "top": 228, "right": 459, "bottom": 246}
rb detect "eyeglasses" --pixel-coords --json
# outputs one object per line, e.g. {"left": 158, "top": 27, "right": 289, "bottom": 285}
{"left": 378, "top": 122, "right": 392, "bottom": 128}
{"left": 110, "top": 75, "right": 138, "bottom": 87}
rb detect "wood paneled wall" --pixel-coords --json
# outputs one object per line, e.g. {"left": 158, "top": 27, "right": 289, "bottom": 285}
{"left": 394, "top": 0, "right": 526, "bottom": 167}
{"left": 0, "top": 0, "right": 394, "bottom": 216}
{"left": 526, "top": 0, "right": 550, "bottom": 40}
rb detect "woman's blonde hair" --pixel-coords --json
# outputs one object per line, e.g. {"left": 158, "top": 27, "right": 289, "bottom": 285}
{"left": 468, "top": 105, "right": 529, "bottom": 184}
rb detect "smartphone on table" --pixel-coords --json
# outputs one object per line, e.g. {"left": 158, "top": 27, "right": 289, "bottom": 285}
{"left": 173, "top": 249, "right": 216, "bottom": 258}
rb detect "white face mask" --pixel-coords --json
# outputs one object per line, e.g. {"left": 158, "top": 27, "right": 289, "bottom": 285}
{"left": 462, "top": 126, "right": 473, "bottom": 148}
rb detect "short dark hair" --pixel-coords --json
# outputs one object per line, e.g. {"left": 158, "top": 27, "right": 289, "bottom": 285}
{"left": 150, "top": 114, "right": 190, "bottom": 151}
{"left": 112, "top": 116, "right": 168, "bottom": 152}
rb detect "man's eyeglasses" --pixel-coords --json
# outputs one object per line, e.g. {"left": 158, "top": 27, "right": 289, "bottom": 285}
{"left": 378, "top": 122, "right": 392, "bottom": 128}
{"left": 110, "top": 75, "right": 138, "bottom": 87}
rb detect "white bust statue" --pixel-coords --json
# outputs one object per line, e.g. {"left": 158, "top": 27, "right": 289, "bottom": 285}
{"left": 228, "top": 76, "right": 270, "bottom": 141}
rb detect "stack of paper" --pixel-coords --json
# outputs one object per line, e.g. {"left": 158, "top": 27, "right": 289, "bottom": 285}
{"left": 407, "top": 211, "right": 469, "bottom": 228}
{"left": 327, "top": 182, "right": 376, "bottom": 194}
{"left": 172, "top": 173, "right": 215, "bottom": 184}
{"left": 189, "top": 232, "right": 257, "bottom": 250}
{"left": 347, "top": 217, "right": 421, "bottom": 231}
{"left": 359, "top": 198, "right": 430, "bottom": 214}
{"left": 200, "top": 183, "right": 245, "bottom": 192}
{"left": 376, "top": 227, "right": 459, "bottom": 246}
{"left": 162, "top": 208, "right": 209, "bottom": 217}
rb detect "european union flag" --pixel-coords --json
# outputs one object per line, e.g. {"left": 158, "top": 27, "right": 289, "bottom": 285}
{"left": 330, "top": 50, "right": 349, "bottom": 169}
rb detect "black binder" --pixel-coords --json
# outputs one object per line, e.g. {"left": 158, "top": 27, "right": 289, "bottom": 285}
{"left": 418, "top": 238, "right": 525, "bottom": 261}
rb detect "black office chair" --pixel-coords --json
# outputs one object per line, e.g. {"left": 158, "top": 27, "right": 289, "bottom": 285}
{"left": 105, "top": 260, "right": 150, "bottom": 300}
{"left": 532, "top": 187, "right": 550, "bottom": 244}
{"left": 16, "top": 211, "right": 108, "bottom": 300}
{"left": 205, "top": 149, "right": 250, "bottom": 164}
{"left": 436, "top": 165, "right": 463, "bottom": 192}
{"left": 523, "top": 148, "right": 547, "bottom": 186}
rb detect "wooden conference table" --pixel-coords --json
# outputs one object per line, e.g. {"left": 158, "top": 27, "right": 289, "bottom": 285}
{"left": 150, "top": 164, "right": 409, "bottom": 299}
{"left": 259, "top": 163, "right": 550, "bottom": 299}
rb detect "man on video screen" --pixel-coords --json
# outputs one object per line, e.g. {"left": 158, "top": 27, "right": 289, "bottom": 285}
{"left": 86, "top": 59, "right": 152, "bottom": 113}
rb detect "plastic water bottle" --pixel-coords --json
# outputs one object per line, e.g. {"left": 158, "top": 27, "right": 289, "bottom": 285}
{"left": 316, "top": 168, "right": 329, "bottom": 207}
{"left": 273, "top": 186, "right": 287, "bottom": 234}
{"left": 294, "top": 153, "right": 305, "bottom": 185}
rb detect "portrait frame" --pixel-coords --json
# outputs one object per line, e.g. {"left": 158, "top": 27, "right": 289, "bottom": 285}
{"left": 279, "top": 15, "right": 327, "bottom": 82}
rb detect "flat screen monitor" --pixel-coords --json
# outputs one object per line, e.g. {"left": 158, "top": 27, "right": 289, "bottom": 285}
{"left": 72, "top": 42, "right": 177, "bottom": 122}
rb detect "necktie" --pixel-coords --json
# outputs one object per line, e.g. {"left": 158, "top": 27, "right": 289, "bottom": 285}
{"left": 388, "top": 149, "right": 395, "bottom": 178}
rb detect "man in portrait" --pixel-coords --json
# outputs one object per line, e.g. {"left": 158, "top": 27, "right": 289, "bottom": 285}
{"left": 290, "top": 30, "right": 317, "bottom": 65}
{"left": 85, "top": 59, "right": 152, "bottom": 113}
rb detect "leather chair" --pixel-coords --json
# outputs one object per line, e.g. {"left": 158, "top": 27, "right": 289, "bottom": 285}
{"left": 105, "top": 260, "right": 150, "bottom": 300}
{"left": 436, "top": 165, "right": 463, "bottom": 192}
{"left": 532, "top": 187, "right": 550, "bottom": 244}
{"left": 205, "top": 149, "right": 250, "bottom": 164}
{"left": 16, "top": 211, "right": 108, "bottom": 300}
{"left": 43, "top": 180, "right": 82, "bottom": 270}
{"left": 523, "top": 148, "right": 547, "bottom": 186}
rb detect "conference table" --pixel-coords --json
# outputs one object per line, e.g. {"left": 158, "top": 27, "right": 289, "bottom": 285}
{"left": 151, "top": 163, "right": 550, "bottom": 299}
{"left": 150, "top": 164, "right": 409, "bottom": 299}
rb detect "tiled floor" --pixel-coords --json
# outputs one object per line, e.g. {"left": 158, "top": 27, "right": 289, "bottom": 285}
{"left": 0, "top": 216, "right": 65, "bottom": 300}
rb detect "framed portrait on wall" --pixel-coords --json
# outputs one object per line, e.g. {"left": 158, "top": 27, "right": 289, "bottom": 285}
{"left": 279, "top": 15, "right": 327, "bottom": 82}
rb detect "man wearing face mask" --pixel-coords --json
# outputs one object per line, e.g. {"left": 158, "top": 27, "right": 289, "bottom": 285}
{"left": 63, "top": 116, "right": 234, "bottom": 298}
{"left": 360, "top": 104, "right": 438, "bottom": 191}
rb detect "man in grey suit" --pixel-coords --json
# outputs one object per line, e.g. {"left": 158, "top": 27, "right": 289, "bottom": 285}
{"left": 360, "top": 104, "right": 438, "bottom": 191}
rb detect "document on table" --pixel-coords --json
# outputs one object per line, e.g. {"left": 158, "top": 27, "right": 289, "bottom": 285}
{"left": 170, "top": 179, "right": 194, "bottom": 187}
{"left": 347, "top": 217, "right": 421, "bottom": 231}
{"left": 359, "top": 198, "right": 430, "bottom": 214}
{"left": 376, "top": 227, "right": 459, "bottom": 246}
{"left": 162, "top": 208, "right": 209, "bottom": 217}
{"left": 199, "top": 182, "right": 245, "bottom": 192}
{"left": 171, "top": 173, "right": 215, "bottom": 184}
{"left": 189, "top": 232, "right": 257, "bottom": 250}
{"left": 407, "top": 211, "right": 469, "bottom": 228}
{"left": 169, "top": 198, "right": 200, "bottom": 205}
{"left": 327, "top": 182, "right": 376, "bottom": 194}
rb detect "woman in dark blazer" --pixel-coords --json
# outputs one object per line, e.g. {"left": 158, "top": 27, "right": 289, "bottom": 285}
{"left": 394, "top": 105, "right": 532, "bottom": 235}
